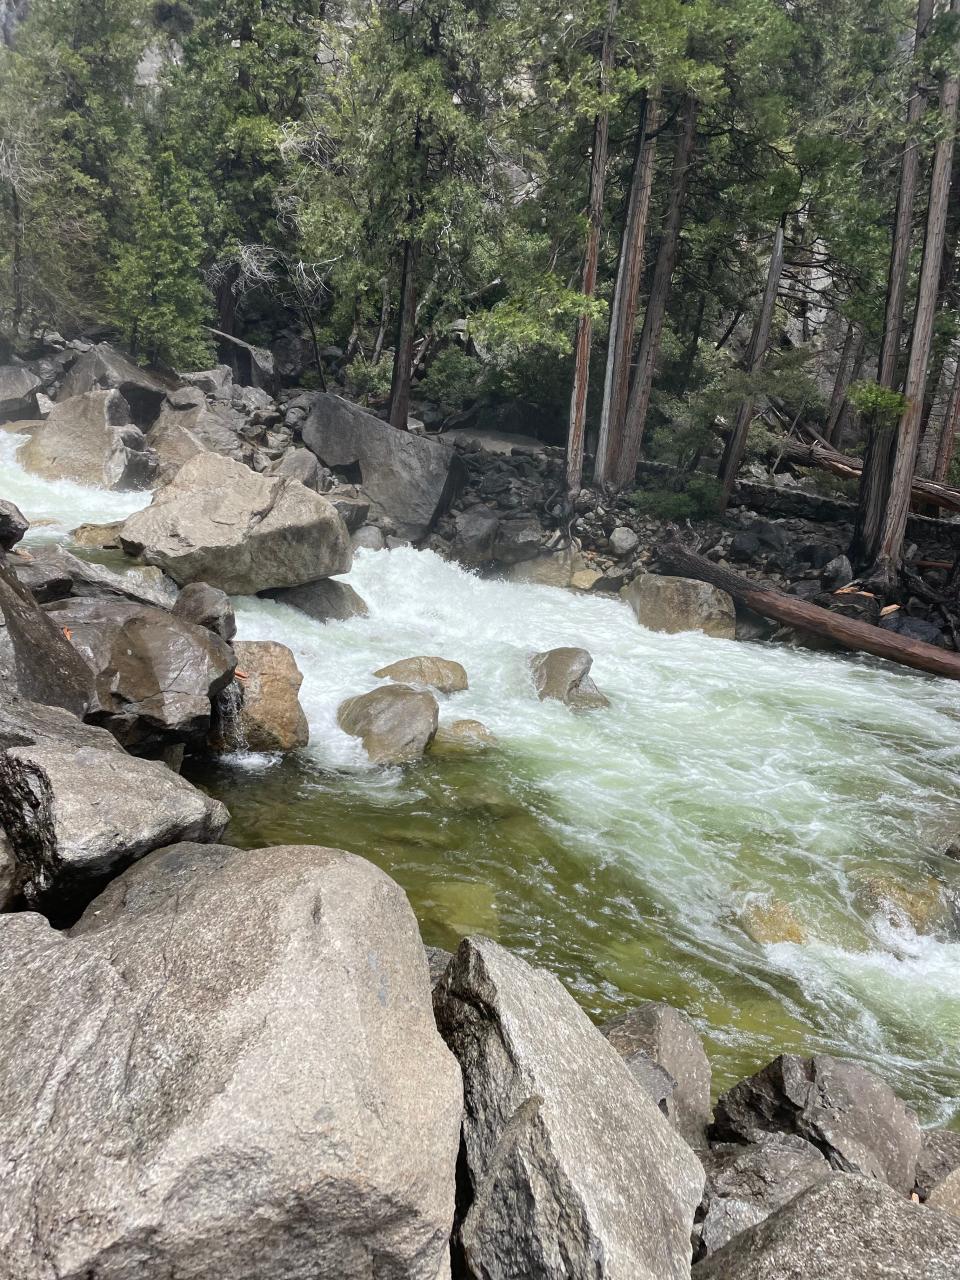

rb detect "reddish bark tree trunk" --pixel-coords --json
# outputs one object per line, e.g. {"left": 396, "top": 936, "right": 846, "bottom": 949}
{"left": 388, "top": 237, "right": 420, "bottom": 429}
{"left": 934, "top": 351, "right": 960, "bottom": 482}
{"left": 595, "top": 87, "right": 660, "bottom": 488}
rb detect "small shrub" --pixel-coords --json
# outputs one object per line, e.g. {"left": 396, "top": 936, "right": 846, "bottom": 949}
{"left": 347, "top": 355, "right": 392, "bottom": 405}
{"left": 628, "top": 475, "right": 722, "bottom": 521}
{"left": 418, "top": 347, "right": 481, "bottom": 414}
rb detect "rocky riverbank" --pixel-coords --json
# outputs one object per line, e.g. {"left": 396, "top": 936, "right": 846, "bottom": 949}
{"left": 3, "top": 335, "right": 960, "bottom": 1275}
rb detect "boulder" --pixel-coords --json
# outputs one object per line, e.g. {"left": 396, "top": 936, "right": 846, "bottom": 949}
{"left": 0, "top": 364, "right": 41, "bottom": 419}
{"left": 44, "top": 595, "right": 236, "bottom": 750}
{"left": 0, "top": 497, "right": 27, "bottom": 549}
{"left": 10, "top": 545, "right": 177, "bottom": 609}
{"left": 70, "top": 519, "right": 123, "bottom": 549}
{"left": 820, "top": 553, "right": 853, "bottom": 591}
{"left": 0, "top": 564, "right": 93, "bottom": 715}
{"left": 18, "top": 390, "right": 157, "bottom": 490}
{"left": 210, "top": 326, "right": 276, "bottom": 389}
{"left": 353, "top": 524, "right": 387, "bottom": 551}
{"left": 57, "top": 341, "right": 167, "bottom": 425}
{"left": 119, "top": 453, "right": 352, "bottom": 593}
{"left": 214, "top": 641, "right": 309, "bottom": 753}
{"left": 0, "top": 695, "right": 121, "bottom": 754}
{"left": 180, "top": 364, "right": 233, "bottom": 398}
{"left": 302, "top": 393, "right": 465, "bottom": 540}
{"left": 711, "top": 1053, "right": 922, "bottom": 1193}
{"left": 147, "top": 395, "right": 245, "bottom": 480}
{"left": 425, "top": 944, "right": 454, "bottom": 987}
{"left": 269, "top": 446, "right": 321, "bottom": 490}
{"left": 0, "top": 842, "right": 462, "bottom": 1278}
{"left": 622, "top": 574, "right": 736, "bottom": 639}
{"left": 695, "top": 1133, "right": 831, "bottom": 1258}
{"left": 337, "top": 685, "right": 439, "bottom": 765}
{"left": 0, "top": 830, "right": 21, "bottom": 909}
{"left": 0, "top": 744, "right": 228, "bottom": 915}
{"left": 930, "top": 1167, "right": 960, "bottom": 1219}
{"left": 450, "top": 506, "right": 500, "bottom": 567}
{"left": 327, "top": 489, "right": 371, "bottom": 532}
{"left": 172, "top": 580, "right": 236, "bottom": 640}
{"left": 493, "top": 513, "right": 542, "bottom": 564}
{"left": 434, "top": 937, "right": 705, "bottom": 1279}
{"left": 609, "top": 525, "right": 640, "bottom": 558}
{"left": 917, "top": 1129, "right": 960, "bottom": 1200}
{"left": 600, "top": 1002, "right": 712, "bottom": 1147}
{"left": 263, "top": 577, "right": 368, "bottom": 622}
{"left": 374, "top": 655, "right": 468, "bottom": 694}
{"left": 530, "top": 646, "right": 610, "bottom": 710}
{"left": 431, "top": 719, "right": 497, "bottom": 753}
{"left": 692, "top": 1173, "right": 960, "bottom": 1279}
{"left": 505, "top": 547, "right": 583, "bottom": 587}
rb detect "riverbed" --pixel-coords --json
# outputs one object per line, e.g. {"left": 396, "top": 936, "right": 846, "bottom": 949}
{"left": 7, "top": 428, "right": 960, "bottom": 1123}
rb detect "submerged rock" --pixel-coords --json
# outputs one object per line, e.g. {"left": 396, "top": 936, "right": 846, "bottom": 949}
{"left": 119, "top": 452, "right": 352, "bottom": 593}
{"left": 738, "top": 895, "right": 807, "bottom": 945}
{"left": 0, "top": 744, "right": 228, "bottom": 915}
{"left": 301, "top": 392, "right": 465, "bottom": 540}
{"left": 711, "top": 1053, "right": 922, "bottom": 1193}
{"left": 337, "top": 684, "right": 439, "bottom": 765}
{"left": 622, "top": 573, "right": 736, "bottom": 639}
{"left": 529, "top": 645, "right": 610, "bottom": 709}
{"left": 45, "top": 595, "right": 236, "bottom": 750}
{"left": 19, "top": 390, "right": 157, "bottom": 490}
{"left": 434, "top": 936, "right": 705, "bottom": 1280}
{"left": 0, "top": 842, "right": 462, "bottom": 1278}
{"left": 600, "top": 1001, "right": 712, "bottom": 1147}
{"left": 431, "top": 718, "right": 497, "bottom": 753}
{"left": 264, "top": 577, "right": 369, "bottom": 622}
{"left": 692, "top": 1173, "right": 960, "bottom": 1279}
{"left": 504, "top": 546, "right": 584, "bottom": 587}
{"left": 374, "top": 655, "right": 468, "bottom": 694}
{"left": 219, "top": 640, "right": 309, "bottom": 753}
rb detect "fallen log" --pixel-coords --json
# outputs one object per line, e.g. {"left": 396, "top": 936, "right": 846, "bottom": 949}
{"left": 654, "top": 542, "right": 960, "bottom": 681}
{"left": 781, "top": 434, "right": 960, "bottom": 515}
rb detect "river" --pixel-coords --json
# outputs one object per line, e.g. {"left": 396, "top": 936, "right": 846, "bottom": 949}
{"left": 6, "top": 426, "right": 960, "bottom": 1123}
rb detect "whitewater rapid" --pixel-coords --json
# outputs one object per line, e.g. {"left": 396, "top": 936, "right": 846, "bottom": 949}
{"left": 6, "top": 439, "right": 960, "bottom": 1120}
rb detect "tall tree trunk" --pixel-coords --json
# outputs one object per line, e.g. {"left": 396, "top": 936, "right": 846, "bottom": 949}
{"left": 565, "top": 0, "right": 619, "bottom": 501}
{"left": 824, "top": 321, "right": 857, "bottom": 444}
{"left": 831, "top": 333, "right": 866, "bottom": 449}
{"left": 388, "top": 237, "right": 420, "bottom": 429}
{"left": 10, "top": 186, "right": 23, "bottom": 335}
{"left": 372, "top": 276, "right": 390, "bottom": 364}
{"left": 607, "top": 95, "right": 698, "bottom": 491}
{"left": 594, "top": 87, "right": 660, "bottom": 488}
{"left": 873, "top": 10, "right": 960, "bottom": 579}
{"left": 851, "top": 0, "right": 934, "bottom": 566}
{"left": 718, "top": 218, "right": 786, "bottom": 509}
{"left": 934, "top": 346, "right": 960, "bottom": 481}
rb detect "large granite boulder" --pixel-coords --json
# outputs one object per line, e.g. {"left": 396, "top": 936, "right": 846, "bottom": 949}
{"left": 434, "top": 937, "right": 705, "bottom": 1280}
{"left": 374, "top": 655, "right": 468, "bottom": 694}
{"left": 302, "top": 392, "right": 465, "bottom": 540}
{"left": 0, "top": 696, "right": 121, "bottom": 754}
{"left": 529, "top": 646, "right": 610, "bottom": 709}
{"left": 622, "top": 574, "right": 736, "bottom": 639}
{"left": 214, "top": 641, "right": 309, "bottom": 753}
{"left": 0, "top": 364, "right": 41, "bottom": 419}
{"left": 263, "top": 577, "right": 369, "bottom": 622}
{"left": 45, "top": 595, "right": 236, "bottom": 750}
{"left": 337, "top": 684, "right": 439, "bottom": 765}
{"left": 600, "top": 1002, "right": 712, "bottom": 1147}
{"left": 57, "top": 341, "right": 167, "bottom": 425}
{"left": 711, "top": 1053, "right": 922, "bottom": 1194}
{"left": 449, "top": 506, "right": 500, "bottom": 567}
{"left": 695, "top": 1133, "right": 831, "bottom": 1258}
{"left": 692, "top": 1173, "right": 960, "bottom": 1279}
{"left": 930, "top": 1168, "right": 960, "bottom": 1220}
{"left": 10, "top": 545, "right": 176, "bottom": 609}
{"left": 917, "top": 1129, "right": 960, "bottom": 1200}
{"left": 18, "top": 390, "right": 157, "bottom": 490}
{"left": 0, "top": 744, "right": 228, "bottom": 915}
{"left": 0, "top": 564, "right": 93, "bottom": 716}
{"left": 0, "top": 842, "right": 462, "bottom": 1278}
{"left": 0, "top": 497, "right": 27, "bottom": 549}
{"left": 147, "top": 391, "right": 246, "bottom": 481}
{"left": 119, "top": 453, "right": 352, "bottom": 593}
{"left": 172, "top": 580, "right": 236, "bottom": 640}
{"left": 210, "top": 326, "right": 276, "bottom": 389}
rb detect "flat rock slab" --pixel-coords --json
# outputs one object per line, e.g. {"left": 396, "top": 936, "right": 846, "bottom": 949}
{"left": 302, "top": 393, "right": 464, "bottom": 540}
{"left": 119, "top": 452, "right": 352, "bottom": 593}
{"left": 0, "top": 842, "right": 462, "bottom": 1279}
{"left": 434, "top": 936, "right": 705, "bottom": 1280}
{"left": 692, "top": 1173, "right": 960, "bottom": 1279}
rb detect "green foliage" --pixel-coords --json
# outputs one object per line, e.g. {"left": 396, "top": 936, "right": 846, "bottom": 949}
{"left": 418, "top": 347, "right": 482, "bottom": 414}
{"left": 847, "top": 381, "right": 906, "bottom": 428}
{"left": 346, "top": 356, "right": 393, "bottom": 407}
{"left": 628, "top": 474, "right": 722, "bottom": 521}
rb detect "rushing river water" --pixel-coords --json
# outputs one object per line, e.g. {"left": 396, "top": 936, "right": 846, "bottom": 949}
{"left": 6, "top": 429, "right": 960, "bottom": 1124}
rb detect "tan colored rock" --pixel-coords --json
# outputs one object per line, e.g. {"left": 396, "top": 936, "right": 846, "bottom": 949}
{"left": 854, "top": 873, "right": 948, "bottom": 934}
{"left": 530, "top": 646, "right": 610, "bottom": 710}
{"left": 119, "top": 453, "right": 351, "bottom": 593}
{"left": 19, "top": 391, "right": 156, "bottom": 491}
{"left": 70, "top": 520, "right": 124, "bottom": 549}
{"left": 432, "top": 719, "right": 497, "bottom": 753}
{"left": 621, "top": 573, "right": 736, "bottom": 639}
{"left": 220, "top": 640, "right": 309, "bottom": 753}
{"left": 571, "top": 568, "right": 603, "bottom": 592}
{"left": 374, "top": 655, "right": 468, "bottom": 694}
{"left": 505, "top": 546, "right": 585, "bottom": 588}
{"left": 337, "top": 684, "right": 439, "bottom": 765}
{"left": 739, "top": 896, "right": 807, "bottom": 945}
